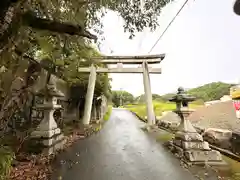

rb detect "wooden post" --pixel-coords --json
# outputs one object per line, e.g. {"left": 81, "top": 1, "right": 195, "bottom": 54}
{"left": 82, "top": 64, "right": 97, "bottom": 125}
{"left": 142, "top": 62, "right": 155, "bottom": 125}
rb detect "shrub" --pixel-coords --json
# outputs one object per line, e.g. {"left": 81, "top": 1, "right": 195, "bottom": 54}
{"left": 0, "top": 146, "right": 14, "bottom": 180}
{"left": 103, "top": 105, "right": 112, "bottom": 121}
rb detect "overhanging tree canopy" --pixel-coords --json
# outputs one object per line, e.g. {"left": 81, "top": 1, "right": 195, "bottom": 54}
{"left": 0, "top": 0, "right": 171, "bottom": 100}
{"left": 0, "top": 0, "right": 170, "bottom": 51}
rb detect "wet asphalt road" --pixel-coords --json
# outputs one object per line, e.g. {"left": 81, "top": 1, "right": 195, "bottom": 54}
{"left": 51, "top": 109, "right": 196, "bottom": 180}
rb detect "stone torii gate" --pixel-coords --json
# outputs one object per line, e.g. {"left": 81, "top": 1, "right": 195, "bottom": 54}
{"left": 78, "top": 54, "right": 165, "bottom": 126}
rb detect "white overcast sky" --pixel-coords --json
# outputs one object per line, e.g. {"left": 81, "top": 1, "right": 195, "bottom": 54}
{"left": 99, "top": 0, "right": 240, "bottom": 96}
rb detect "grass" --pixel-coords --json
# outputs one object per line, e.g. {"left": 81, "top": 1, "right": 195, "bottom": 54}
{"left": 156, "top": 131, "right": 175, "bottom": 142}
{"left": 92, "top": 105, "right": 112, "bottom": 132}
{"left": 0, "top": 146, "right": 14, "bottom": 180}
{"left": 123, "top": 100, "right": 202, "bottom": 120}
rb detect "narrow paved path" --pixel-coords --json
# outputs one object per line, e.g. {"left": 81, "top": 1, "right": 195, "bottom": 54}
{"left": 51, "top": 109, "right": 196, "bottom": 180}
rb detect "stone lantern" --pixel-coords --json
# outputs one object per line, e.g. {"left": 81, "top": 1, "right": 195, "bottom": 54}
{"left": 168, "top": 87, "right": 224, "bottom": 165}
{"left": 30, "top": 81, "right": 66, "bottom": 155}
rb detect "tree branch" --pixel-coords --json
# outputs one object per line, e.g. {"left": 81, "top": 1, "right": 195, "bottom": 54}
{"left": 21, "top": 54, "right": 66, "bottom": 82}
{"left": 22, "top": 11, "right": 97, "bottom": 40}
{"left": 0, "top": 0, "right": 24, "bottom": 52}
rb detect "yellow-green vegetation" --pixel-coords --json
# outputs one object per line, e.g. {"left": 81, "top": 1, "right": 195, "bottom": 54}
{"left": 92, "top": 105, "right": 112, "bottom": 132}
{"left": 0, "top": 146, "right": 14, "bottom": 180}
{"left": 93, "top": 123, "right": 102, "bottom": 132}
{"left": 156, "top": 131, "right": 175, "bottom": 143}
{"left": 155, "top": 129, "right": 175, "bottom": 143}
{"left": 103, "top": 105, "right": 113, "bottom": 121}
{"left": 124, "top": 101, "right": 202, "bottom": 120}
{"left": 222, "top": 156, "right": 240, "bottom": 180}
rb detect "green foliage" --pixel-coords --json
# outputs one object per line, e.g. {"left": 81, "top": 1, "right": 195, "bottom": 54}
{"left": 160, "top": 82, "right": 235, "bottom": 102}
{"left": 0, "top": 146, "right": 14, "bottom": 180}
{"left": 191, "top": 99, "right": 205, "bottom": 105}
{"left": 1, "top": 0, "right": 171, "bottom": 102}
{"left": 187, "top": 82, "right": 235, "bottom": 102}
{"left": 134, "top": 94, "right": 145, "bottom": 103}
{"left": 152, "top": 94, "right": 164, "bottom": 101}
{"left": 102, "top": 0, "right": 171, "bottom": 38}
{"left": 161, "top": 93, "right": 175, "bottom": 101}
{"left": 126, "top": 104, "right": 146, "bottom": 121}
{"left": 0, "top": 0, "right": 172, "bottom": 114}
{"left": 157, "top": 132, "right": 174, "bottom": 142}
{"left": 1, "top": 0, "right": 171, "bottom": 65}
{"left": 0, "top": 0, "right": 172, "bottom": 95}
{"left": 103, "top": 105, "right": 112, "bottom": 121}
{"left": 111, "top": 90, "right": 134, "bottom": 107}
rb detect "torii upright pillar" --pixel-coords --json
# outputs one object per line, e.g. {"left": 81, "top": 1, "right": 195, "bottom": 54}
{"left": 82, "top": 64, "right": 97, "bottom": 125}
{"left": 142, "top": 61, "right": 156, "bottom": 125}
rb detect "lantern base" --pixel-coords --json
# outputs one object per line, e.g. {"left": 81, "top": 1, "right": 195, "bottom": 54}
{"left": 168, "top": 141, "right": 226, "bottom": 166}
{"left": 175, "top": 131, "right": 203, "bottom": 142}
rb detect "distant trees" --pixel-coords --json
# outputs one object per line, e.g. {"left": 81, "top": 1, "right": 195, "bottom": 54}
{"left": 187, "top": 82, "right": 235, "bottom": 102}
{"left": 135, "top": 93, "right": 164, "bottom": 103}
{"left": 111, "top": 81, "right": 233, "bottom": 107}
{"left": 160, "top": 82, "right": 234, "bottom": 102}
{"left": 152, "top": 94, "right": 164, "bottom": 101}
{"left": 111, "top": 90, "right": 134, "bottom": 107}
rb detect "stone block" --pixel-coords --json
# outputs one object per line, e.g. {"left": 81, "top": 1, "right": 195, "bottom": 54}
{"left": 175, "top": 131, "right": 203, "bottom": 142}
{"left": 170, "top": 122, "right": 179, "bottom": 129}
{"left": 184, "top": 150, "right": 222, "bottom": 162}
{"left": 28, "top": 133, "right": 66, "bottom": 155}
{"left": 168, "top": 142, "right": 184, "bottom": 157}
{"left": 173, "top": 139, "right": 182, "bottom": 147}
{"left": 203, "top": 128, "right": 232, "bottom": 149}
{"left": 42, "top": 134, "right": 64, "bottom": 146}
{"left": 42, "top": 138, "right": 66, "bottom": 156}
{"left": 182, "top": 141, "right": 211, "bottom": 150}
{"left": 174, "top": 139, "right": 210, "bottom": 150}
{"left": 31, "top": 128, "right": 61, "bottom": 138}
